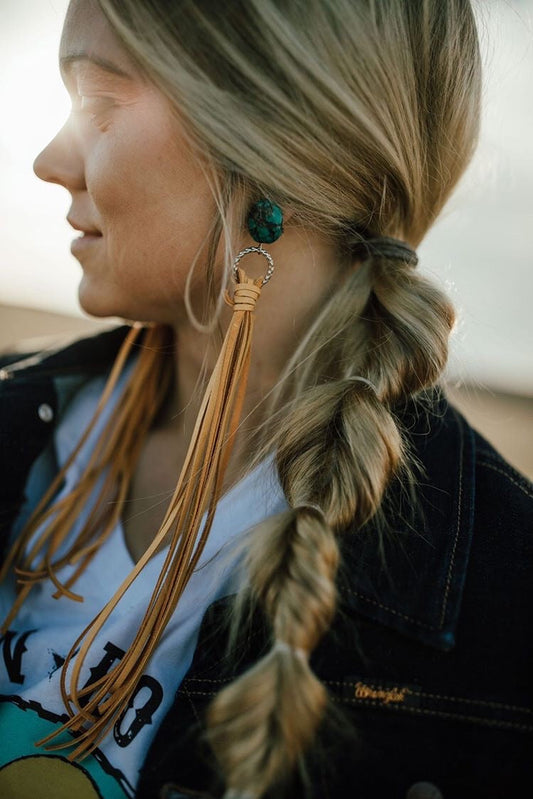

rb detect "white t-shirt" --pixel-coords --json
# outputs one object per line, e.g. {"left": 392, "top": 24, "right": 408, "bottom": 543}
{"left": 0, "top": 355, "right": 286, "bottom": 798}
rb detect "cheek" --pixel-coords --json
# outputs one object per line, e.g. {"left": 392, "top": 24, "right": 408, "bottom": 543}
{"left": 87, "top": 127, "right": 213, "bottom": 244}
{"left": 84, "top": 137, "right": 219, "bottom": 308}
{"left": 85, "top": 134, "right": 143, "bottom": 221}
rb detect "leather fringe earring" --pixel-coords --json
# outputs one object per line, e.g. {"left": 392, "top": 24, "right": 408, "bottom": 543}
{"left": 35, "top": 198, "right": 284, "bottom": 760}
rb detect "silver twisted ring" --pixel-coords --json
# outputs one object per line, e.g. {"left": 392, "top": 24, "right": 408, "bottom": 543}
{"left": 231, "top": 245, "right": 275, "bottom": 285}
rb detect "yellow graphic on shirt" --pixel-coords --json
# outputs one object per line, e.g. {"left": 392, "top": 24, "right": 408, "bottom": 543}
{"left": 0, "top": 756, "right": 101, "bottom": 799}
{"left": 0, "top": 699, "right": 131, "bottom": 798}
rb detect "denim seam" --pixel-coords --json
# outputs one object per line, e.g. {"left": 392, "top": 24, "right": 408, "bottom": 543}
{"left": 478, "top": 461, "right": 533, "bottom": 500}
{"left": 337, "top": 590, "right": 438, "bottom": 629}
{"left": 181, "top": 677, "right": 533, "bottom": 715}
{"left": 178, "top": 689, "right": 533, "bottom": 731}
{"left": 343, "top": 415, "right": 466, "bottom": 631}
{"left": 181, "top": 683, "right": 203, "bottom": 726}
{"left": 439, "top": 411, "right": 464, "bottom": 627}
{"left": 331, "top": 697, "right": 533, "bottom": 732}
{"left": 325, "top": 680, "right": 533, "bottom": 714}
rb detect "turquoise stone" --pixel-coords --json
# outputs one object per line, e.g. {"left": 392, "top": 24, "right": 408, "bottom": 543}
{"left": 247, "top": 198, "right": 283, "bottom": 244}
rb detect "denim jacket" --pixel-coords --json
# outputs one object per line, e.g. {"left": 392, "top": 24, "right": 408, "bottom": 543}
{"left": 1, "top": 324, "right": 532, "bottom": 799}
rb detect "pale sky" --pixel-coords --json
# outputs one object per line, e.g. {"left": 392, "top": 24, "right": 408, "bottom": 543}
{"left": 1, "top": 0, "right": 532, "bottom": 394}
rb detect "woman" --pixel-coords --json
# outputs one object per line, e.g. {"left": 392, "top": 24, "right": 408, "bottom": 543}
{"left": 1, "top": 1, "right": 532, "bottom": 797}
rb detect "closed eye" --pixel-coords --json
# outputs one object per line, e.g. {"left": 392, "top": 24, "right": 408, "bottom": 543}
{"left": 79, "top": 95, "right": 115, "bottom": 115}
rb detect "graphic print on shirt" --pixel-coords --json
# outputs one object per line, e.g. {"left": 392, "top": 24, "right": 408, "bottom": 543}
{"left": 0, "top": 630, "right": 164, "bottom": 799}
{"left": 0, "top": 359, "right": 287, "bottom": 798}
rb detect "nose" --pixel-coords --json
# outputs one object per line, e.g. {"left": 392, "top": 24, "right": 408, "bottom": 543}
{"left": 33, "top": 118, "right": 85, "bottom": 191}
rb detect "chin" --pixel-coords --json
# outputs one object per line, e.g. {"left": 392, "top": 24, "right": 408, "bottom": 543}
{"left": 77, "top": 279, "right": 129, "bottom": 320}
{"left": 77, "top": 280, "right": 168, "bottom": 327}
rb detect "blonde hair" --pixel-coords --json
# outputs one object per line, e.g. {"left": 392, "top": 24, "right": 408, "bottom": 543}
{"left": 3, "top": 0, "right": 482, "bottom": 795}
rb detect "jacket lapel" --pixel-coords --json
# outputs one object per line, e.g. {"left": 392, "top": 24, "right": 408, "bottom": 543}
{"left": 338, "top": 393, "right": 476, "bottom": 651}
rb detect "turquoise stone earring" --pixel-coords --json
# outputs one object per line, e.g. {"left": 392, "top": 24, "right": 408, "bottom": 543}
{"left": 232, "top": 198, "right": 284, "bottom": 286}
{"left": 247, "top": 198, "right": 284, "bottom": 244}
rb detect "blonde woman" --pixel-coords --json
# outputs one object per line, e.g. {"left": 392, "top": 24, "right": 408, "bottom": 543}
{"left": 1, "top": 1, "right": 532, "bottom": 798}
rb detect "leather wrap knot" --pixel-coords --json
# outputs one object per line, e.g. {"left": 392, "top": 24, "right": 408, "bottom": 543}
{"left": 226, "top": 269, "right": 263, "bottom": 312}
{"left": 231, "top": 283, "right": 262, "bottom": 312}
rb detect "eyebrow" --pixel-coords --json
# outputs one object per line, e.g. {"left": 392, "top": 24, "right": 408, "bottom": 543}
{"left": 60, "top": 53, "right": 133, "bottom": 79}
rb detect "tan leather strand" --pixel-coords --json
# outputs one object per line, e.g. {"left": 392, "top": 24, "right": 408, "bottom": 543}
{"left": 22, "top": 267, "right": 264, "bottom": 759}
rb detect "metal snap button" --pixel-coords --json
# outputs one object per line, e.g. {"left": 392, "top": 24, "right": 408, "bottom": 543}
{"left": 37, "top": 403, "right": 54, "bottom": 423}
{"left": 406, "top": 782, "right": 444, "bottom": 799}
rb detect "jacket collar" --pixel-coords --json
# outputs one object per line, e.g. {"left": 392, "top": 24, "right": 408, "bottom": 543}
{"left": 338, "top": 391, "right": 476, "bottom": 651}
{"left": 0, "top": 324, "right": 135, "bottom": 382}
{"left": 1, "top": 324, "right": 475, "bottom": 653}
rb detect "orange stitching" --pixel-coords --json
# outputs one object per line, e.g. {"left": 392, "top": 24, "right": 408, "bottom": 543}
{"left": 185, "top": 674, "right": 533, "bottom": 717}
{"left": 332, "top": 697, "right": 533, "bottom": 732}
{"left": 181, "top": 683, "right": 203, "bottom": 725}
{"left": 179, "top": 689, "right": 533, "bottom": 731}
{"left": 324, "top": 680, "right": 533, "bottom": 715}
{"left": 410, "top": 689, "right": 533, "bottom": 714}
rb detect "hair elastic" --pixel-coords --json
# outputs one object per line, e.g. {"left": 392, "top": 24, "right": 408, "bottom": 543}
{"left": 347, "top": 231, "right": 419, "bottom": 267}
{"left": 272, "top": 639, "right": 309, "bottom": 661}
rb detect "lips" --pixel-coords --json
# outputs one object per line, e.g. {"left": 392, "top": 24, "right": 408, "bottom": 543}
{"left": 67, "top": 216, "right": 102, "bottom": 236}
{"left": 67, "top": 216, "right": 103, "bottom": 256}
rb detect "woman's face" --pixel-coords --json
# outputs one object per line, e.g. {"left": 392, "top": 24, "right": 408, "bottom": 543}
{"left": 34, "top": 0, "right": 218, "bottom": 323}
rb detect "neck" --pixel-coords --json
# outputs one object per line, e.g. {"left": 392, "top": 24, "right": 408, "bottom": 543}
{"left": 155, "top": 227, "right": 346, "bottom": 479}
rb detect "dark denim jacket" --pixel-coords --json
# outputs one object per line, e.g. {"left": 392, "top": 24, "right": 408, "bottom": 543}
{"left": 1, "top": 324, "right": 532, "bottom": 799}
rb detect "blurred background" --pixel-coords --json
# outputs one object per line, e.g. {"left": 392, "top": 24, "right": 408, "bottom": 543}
{"left": 1, "top": 0, "right": 532, "bottom": 478}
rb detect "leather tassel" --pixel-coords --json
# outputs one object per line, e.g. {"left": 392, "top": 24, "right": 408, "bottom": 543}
{"left": 36, "top": 265, "right": 264, "bottom": 759}
{"left": 0, "top": 322, "right": 167, "bottom": 629}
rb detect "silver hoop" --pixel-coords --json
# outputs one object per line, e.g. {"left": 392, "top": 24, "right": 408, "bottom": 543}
{"left": 231, "top": 245, "right": 275, "bottom": 286}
